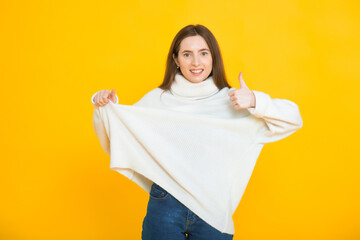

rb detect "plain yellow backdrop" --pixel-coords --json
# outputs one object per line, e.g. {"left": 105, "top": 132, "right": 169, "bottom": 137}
{"left": 1, "top": 0, "right": 359, "bottom": 239}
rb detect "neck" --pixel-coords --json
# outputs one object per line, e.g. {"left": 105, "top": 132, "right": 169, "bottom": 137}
{"left": 170, "top": 73, "right": 219, "bottom": 100}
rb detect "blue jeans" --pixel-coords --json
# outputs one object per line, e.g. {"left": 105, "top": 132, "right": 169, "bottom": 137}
{"left": 141, "top": 183, "right": 234, "bottom": 240}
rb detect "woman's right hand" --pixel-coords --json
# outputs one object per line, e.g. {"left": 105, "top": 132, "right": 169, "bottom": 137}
{"left": 93, "top": 89, "right": 117, "bottom": 107}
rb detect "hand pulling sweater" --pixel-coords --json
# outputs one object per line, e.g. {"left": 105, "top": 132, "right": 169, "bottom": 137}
{"left": 91, "top": 73, "right": 303, "bottom": 234}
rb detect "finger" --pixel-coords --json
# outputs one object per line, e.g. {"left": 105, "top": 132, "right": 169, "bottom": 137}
{"left": 238, "top": 72, "right": 249, "bottom": 90}
{"left": 101, "top": 94, "right": 109, "bottom": 105}
{"left": 232, "top": 101, "right": 240, "bottom": 109}
{"left": 233, "top": 102, "right": 243, "bottom": 110}
{"left": 109, "top": 89, "right": 116, "bottom": 102}
{"left": 98, "top": 90, "right": 104, "bottom": 105}
{"left": 228, "top": 89, "right": 238, "bottom": 97}
{"left": 230, "top": 95, "right": 238, "bottom": 101}
{"left": 99, "top": 90, "right": 110, "bottom": 105}
{"left": 95, "top": 92, "right": 100, "bottom": 106}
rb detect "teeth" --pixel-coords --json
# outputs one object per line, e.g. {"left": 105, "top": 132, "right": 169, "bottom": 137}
{"left": 191, "top": 69, "right": 203, "bottom": 73}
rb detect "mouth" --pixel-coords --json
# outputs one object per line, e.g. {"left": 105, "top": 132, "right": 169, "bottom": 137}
{"left": 190, "top": 69, "right": 204, "bottom": 75}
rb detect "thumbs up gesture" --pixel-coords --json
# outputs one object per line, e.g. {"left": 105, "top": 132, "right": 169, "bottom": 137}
{"left": 228, "top": 72, "right": 256, "bottom": 110}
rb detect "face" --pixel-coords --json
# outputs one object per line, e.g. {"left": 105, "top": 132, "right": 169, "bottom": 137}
{"left": 173, "top": 35, "right": 213, "bottom": 83}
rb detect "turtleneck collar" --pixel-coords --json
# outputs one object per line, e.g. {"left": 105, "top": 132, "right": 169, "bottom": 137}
{"left": 170, "top": 73, "right": 219, "bottom": 100}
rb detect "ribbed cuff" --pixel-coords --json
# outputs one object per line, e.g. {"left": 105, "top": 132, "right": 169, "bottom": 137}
{"left": 247, "top": 90, "right": 269, "bottom": 117}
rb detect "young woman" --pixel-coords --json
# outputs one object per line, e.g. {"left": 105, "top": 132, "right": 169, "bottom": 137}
{"left": 91, "top": 24, "right": 303, "bottom": 240}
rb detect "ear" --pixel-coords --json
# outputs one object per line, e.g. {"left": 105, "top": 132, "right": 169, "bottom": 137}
{"left": 172, "top": 53, "right": 178, "bottom": 66}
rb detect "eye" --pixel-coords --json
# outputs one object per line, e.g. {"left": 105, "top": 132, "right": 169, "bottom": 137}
{"left": 183, "top": 53, "right": 190, "bottom": 57}
{"left": 201, "top": 52, "right": 208, "bottom": 56}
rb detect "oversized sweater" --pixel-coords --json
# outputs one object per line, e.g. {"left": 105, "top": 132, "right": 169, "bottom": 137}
{"left": 91, "top": 73, "right": 303, "bottom": 234}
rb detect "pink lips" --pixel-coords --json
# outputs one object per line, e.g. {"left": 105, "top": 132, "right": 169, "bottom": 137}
{"left": 190, "top": 69, "right": 204, "bottom": 75}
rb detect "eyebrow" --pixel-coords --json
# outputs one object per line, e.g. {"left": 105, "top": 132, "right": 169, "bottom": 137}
{"left": 181, "top": 48, "right": 209, "bottom": 53}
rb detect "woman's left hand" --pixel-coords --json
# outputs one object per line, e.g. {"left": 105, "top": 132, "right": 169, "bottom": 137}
{"left": 228, "top": 72, "right": 256, "bottom": 110}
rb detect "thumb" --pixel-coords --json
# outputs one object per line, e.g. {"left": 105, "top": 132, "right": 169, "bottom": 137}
{"left": 109, "top": 89, "right": 116, "bottom": 102}
{"left": 238, "top": 72, "right": 249, "bottom": 90}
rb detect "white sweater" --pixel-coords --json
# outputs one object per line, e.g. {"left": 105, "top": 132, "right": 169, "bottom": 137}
{"left": 91, "top": 73, "right": 303, "bottom": 234}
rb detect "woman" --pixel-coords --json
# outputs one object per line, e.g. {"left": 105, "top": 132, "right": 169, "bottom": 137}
{"left": 91, "top": 24, "right": 303, "bottom": 240}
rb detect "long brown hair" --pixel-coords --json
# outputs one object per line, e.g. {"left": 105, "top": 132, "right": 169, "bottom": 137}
{"left": 158, "top": 24, "right": 232, "bottom": 93}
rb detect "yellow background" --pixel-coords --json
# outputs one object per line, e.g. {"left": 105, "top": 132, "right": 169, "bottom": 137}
{"left": 1, "top": 0, "right": 359, "bottom": 239}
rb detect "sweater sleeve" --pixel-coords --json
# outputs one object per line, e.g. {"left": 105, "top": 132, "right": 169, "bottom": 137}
{"left": 91, "top": 89, "right": 154, "bottom": 157}
{"left": 248, "top": 90, "right": 303, "bottom": 144}
{"left": 92, "top": 107, "right": 111, "bottom": 155}
{"left": 91, "top": 92, "right": 118, "bottom": 156}
{"left": 91, "top": 91, "right": 119, "bottom": 109}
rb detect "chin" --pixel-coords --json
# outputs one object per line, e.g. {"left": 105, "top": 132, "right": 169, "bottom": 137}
{"left": 187, "top": 75, "right": 208, "bottom": 82}
{"left": 187, "top": 78, "right": 206, "bottom": 83}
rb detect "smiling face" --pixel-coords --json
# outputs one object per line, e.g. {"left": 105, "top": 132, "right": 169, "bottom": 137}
{"left": 173, "top": 35, "right": 213, "bottom": 83}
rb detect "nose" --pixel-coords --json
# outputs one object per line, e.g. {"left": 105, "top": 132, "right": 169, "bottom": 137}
{"left": 192, "top": 55, "right": 200, "bottom": 66}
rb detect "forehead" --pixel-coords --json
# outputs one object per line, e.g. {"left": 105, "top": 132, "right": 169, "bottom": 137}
{"left": 179, "top": 35, "right": 209, "bottom": 51}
